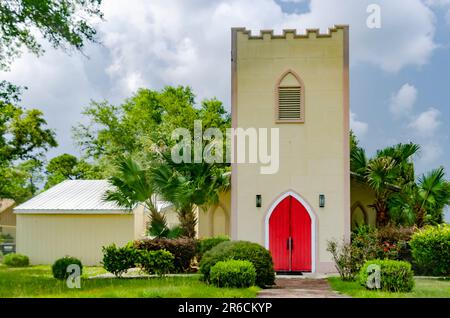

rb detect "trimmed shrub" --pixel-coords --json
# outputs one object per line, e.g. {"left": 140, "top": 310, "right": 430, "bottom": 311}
{"left": 134, "top": 237, "right": 197, "bottom": 272}
{"left": 139, "top": 249, "right": 174, "bottom": 276}
{"left": 359, "top": 259, "right": 414, "bottom": 292}
{"left": 102, "top": 243, "right": 139, "bottom": 277}
{"left": 52, "top": 256, "right": 83, "bottom": 280}
{"left": 200, "top": 240, "right": 275, "bottom": 287}
{"left": 197, "top": 236, "right": 230, "bottom": 261}
{"left": 409, "top": 224, "right": 450, "bottom": 276}
{"left": 3, "top": 253, "right": 29, "bottom": 267}
{"left": 210, "top": 260, "right": 256, "bottom": 288}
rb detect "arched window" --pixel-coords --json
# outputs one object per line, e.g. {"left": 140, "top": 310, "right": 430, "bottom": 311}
{"left": 275, "top": 70, "right": 305, "bottom": 123}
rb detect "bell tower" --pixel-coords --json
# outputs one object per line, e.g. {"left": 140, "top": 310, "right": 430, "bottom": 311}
{"left": 230, "top": 26, "right": 350, "bottom": 273}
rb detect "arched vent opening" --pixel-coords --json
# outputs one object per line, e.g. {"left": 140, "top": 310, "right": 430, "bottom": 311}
{"left": 276, "top": 70, "right": 305, "bottom": 123}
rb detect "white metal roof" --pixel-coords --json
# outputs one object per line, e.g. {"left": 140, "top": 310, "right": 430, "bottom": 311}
{"left": 14, "top": 180, "right": 131, "bottom": 214}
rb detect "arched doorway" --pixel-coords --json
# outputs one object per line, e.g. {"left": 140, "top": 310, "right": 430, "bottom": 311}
{"left": 266, "top": 192, "right": 315, "bottom": 272}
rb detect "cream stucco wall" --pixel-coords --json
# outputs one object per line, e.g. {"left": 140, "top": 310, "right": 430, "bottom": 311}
{"left": 350, "top": 177, "right": 377, "bottom": 228}
{"left": 198, "top": 191, "right": 231, "bottom": 238}
{"left": 133, "top": 204, "right": 146, "bottom": 239}
{"left": 231, "top": 27, "right": 350, "bottom": 273}
{"left": 16, "top": 211, "right": 142, "bottom": 265}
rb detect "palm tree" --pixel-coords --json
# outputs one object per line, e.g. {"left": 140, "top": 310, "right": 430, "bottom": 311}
{"left": 365, "top": 156, "right": 399, "bottom": 226}
{"left": 150, "top": 151, "right": 230, "bottom": 238}
{"left": 415, "top": 167, "right": 450, "bottom": 227}
{"left": 103, "top": 157, "right": 170, "bottom": 237}
{"left": 351, "top": 141, "right": 420, "bottom": 226}
{"left": 389, "top": 167, "right": 450, "bottom": 227}
{"left": 375, "top": 143, "right": 419, "bottom": 186}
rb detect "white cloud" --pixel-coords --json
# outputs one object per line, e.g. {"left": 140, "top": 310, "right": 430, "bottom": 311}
{"left": 279, "top": 0, "right": 306, "bottom": 2}
{"left": 0, "top": 0, "right": 441, "bottom": 156}
{"left": 295, "top": 0, "right": 437, "bottom": 72}
{"left": 408, "top": 108, "right": 441, "bottom": 137}
{"left": 418, "top": 141, "right": 443, "bottom": 164}
{"left": 350, "top": 112, "right": 369, "bottom": 139}
{"left": 424, "top": 0, "right": 450, "bottom": 6}
{"left": 97, "top": 0, "right": 439, "bottom": 101}
{"left": 390, "top": 83, "right": 418, "bottom": 117}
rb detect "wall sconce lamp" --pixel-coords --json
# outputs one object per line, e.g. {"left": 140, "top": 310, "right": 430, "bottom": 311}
{"left": 256, "top": 194, "right": 262, "bottom": 208}
{"left": 319, "top": 194, "right": 325, "bottom": 208}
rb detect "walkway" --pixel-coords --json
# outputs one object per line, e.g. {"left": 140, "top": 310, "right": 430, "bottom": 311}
{"left": 257, "top": 276, "right": 349, "bottom": 298}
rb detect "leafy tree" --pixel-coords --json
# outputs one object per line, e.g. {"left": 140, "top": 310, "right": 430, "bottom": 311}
{"left": 0, "top": 103, "right": 57, "bottom": 201}
{"left": 77, "top": 86, "right": 231, "bottom": 237}
{"left": 0, "top": 104, "right": 57, "bottom": 163}
{"left": 74, "top": 86, "right": 230, "bottom": 172}
{"left": 44, "top": 153, "right": 102, "bottom": 189}
{"left": 0, "top": 1, "right": 104, "bottom": 202}
{"left": 0, "top": 81, "right": 25, "bottom": 105}
{"left": 0, "top": 0, "right": 103, "bottom": 71}
{"left": 0, "top": 159, "right": 43, "bottom": 202}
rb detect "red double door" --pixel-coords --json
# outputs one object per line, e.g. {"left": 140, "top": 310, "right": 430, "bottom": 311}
{"left": 269, "top": 195, "right": 312, "bottom": 272}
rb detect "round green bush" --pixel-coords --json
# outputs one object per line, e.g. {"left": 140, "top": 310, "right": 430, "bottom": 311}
{"left": 197, "top": 236, "right": 230, "bottom": 261}
{"left": 210, "top": 260, "right": 256, "bottom": 288}
{"left": 358, "top": 259, "right": 414, "bottom": 292}
{"left": 409, "top": 224, "right": 450, "bottom": 277}
{"left": 3, "top": 253, "right": 29, "bottom": 267}
{"left": 102, "top": 243, "right": 139, "bottom": 277}
{"left": 139, "top": 249, "right": 175, "bottom": 276}
{"left": 52, "top": 256, "right": 83, "bottom": 280}
{"left": 199, "top": 240, "right": 275, "bottom": 287}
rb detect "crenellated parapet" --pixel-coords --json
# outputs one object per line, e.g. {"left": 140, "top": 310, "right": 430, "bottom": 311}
{"left": 232, "top": 25, "right": 348, "bottom": 40}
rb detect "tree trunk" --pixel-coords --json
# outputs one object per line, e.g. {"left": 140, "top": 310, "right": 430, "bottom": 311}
{"left": 374, "top": 199, "right": 389, "bottom": 227}
{"left": 178, "top": 205, "right": 197, "bottom": 238}
{"left": 415, "top": 205, "right": 425, "bottom": 228}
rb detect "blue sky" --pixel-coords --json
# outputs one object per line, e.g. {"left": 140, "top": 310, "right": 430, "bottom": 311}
{"left": 277, "top": 0, "right": 450, "bottom": 177}
{"left": 2, "top": 1, "right": 449, "bottom": 191}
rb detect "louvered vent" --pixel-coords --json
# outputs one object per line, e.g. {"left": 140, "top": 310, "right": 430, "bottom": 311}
{"left": 278, "top": 87, "right": 301, "bottom": 120}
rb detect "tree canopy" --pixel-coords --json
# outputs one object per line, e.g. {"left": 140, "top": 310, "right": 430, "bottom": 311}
{"left": 350, "top": 133, "right": 450, "bottom": 227}
{"left": 0, "top": 102, "right": 57, "bottom": 202}
{"left": 0, "top": 0, "right": 103, "bottom": 71}
{"left": 74, "top": 86, "right": 231, "bottom": 173}
{"left": 94, "top": 86, "right": 231, "bottom": 238}
{"left": 44, "top": 153, "right": 102, "bottom": 189}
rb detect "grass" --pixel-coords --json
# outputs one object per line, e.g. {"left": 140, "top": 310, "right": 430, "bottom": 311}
{"left": 0, "top": 264, "right": 259, "bottom": 298}
{"left": 329, "top": 276, "right": 450, "bottom": 298}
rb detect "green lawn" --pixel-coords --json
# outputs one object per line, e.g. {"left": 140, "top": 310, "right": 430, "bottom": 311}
{"left": 0, "top": 265, "right": 259, "bottom": 298}
{"left": 329, "top": 276, "right": 450, "bottom": 298}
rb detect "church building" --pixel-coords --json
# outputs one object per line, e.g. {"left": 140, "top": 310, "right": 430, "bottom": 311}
{"left": 199, "top": 26, "right": 377, "bottom": 274}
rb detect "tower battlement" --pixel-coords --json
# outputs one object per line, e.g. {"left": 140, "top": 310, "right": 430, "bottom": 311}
{"left": 232, "top": 25, "right": 348, "bottom": 40}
